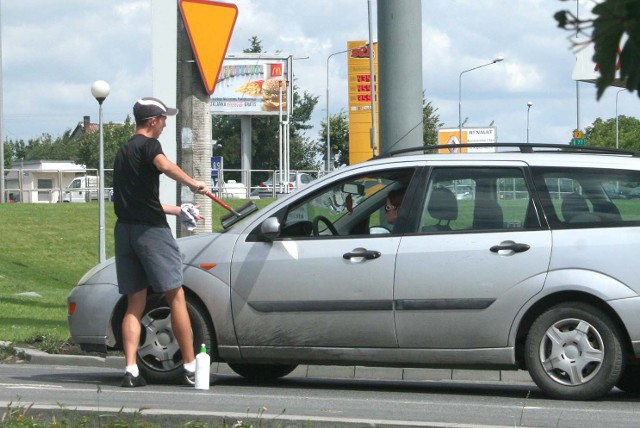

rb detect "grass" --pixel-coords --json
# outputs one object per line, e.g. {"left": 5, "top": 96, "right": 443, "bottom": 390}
{"left": 1, "top": 400, "right": 283, "bottom": 427}
{"left": 0, "top": 198, "right": 272, "bottom": 345}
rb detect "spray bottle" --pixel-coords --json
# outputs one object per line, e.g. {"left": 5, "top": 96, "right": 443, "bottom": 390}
{"left": 195, "top": 343, "right": 210, "bottom": 390}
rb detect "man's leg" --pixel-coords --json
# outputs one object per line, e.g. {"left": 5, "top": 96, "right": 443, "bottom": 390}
{"left": 164, "top": 286, "right": 195, "bottom": 364}
{"left": 122, "top": 288, "right": 147, "bottom": 367}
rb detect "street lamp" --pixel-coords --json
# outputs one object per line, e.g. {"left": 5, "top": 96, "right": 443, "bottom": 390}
{"left": 616, "top": 88, "right": 627, "bottom": 149}
{"left": 458, "top": 56, "right": 504, "bottom": 143}
{"left": 91, "top": 80, "right": 110, "bottom": 264}
{"left": 326, "top": 48, "right": 350, "bottom": 172}
{"left": 526, "top": 101, "right": 533, "bottom": 143}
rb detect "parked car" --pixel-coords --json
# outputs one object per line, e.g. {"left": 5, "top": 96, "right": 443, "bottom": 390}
{"left": 62, "top": 176, "right": 99, "bottom": 203}
{"left": 250, "top": 171, "right": 315, "bottom": 198}
{"left": 68, "top": 143, "right": 640, "bottom": 400}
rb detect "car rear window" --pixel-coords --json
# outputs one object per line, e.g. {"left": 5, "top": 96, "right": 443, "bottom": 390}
{"left": 531, "top": 167, "right": 640, "bottom": 228}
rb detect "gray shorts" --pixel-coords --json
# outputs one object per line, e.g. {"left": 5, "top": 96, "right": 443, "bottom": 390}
{"left": 114, "top": 222, "right": 184, "bottom": 295}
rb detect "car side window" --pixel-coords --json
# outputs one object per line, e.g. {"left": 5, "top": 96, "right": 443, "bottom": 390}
{"left": 532, "top": 167, "right": 640, "bottom": 228}
{"left": 419, "top": 167, "right": 535, "bottom": 232}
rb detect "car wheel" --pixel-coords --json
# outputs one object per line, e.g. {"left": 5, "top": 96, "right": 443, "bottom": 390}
{"left": 137, "top": 295, "right": 214, "bottom": 384}
{"left": 615, "top": 365, "right": 640, "bottom": 394}
{"left": 524, "top": 302, "right": 624, "bottom": 400}
{"left": 227, "top": 363, "right": 298, "bottom": 382}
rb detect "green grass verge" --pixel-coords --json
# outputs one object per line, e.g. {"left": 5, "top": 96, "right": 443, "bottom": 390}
{"left": 0, "top": 199, "right": 273, "bottom": 345}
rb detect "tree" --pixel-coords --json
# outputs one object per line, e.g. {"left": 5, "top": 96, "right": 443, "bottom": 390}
{"left": 555, "top": 0, "right": 640, "bottom": 98}
{"left": 584, "top": 115, "right": 640, "bottom": 150}
{"left": 4, "top": 117, "right": 134, "bottom": 175}
{"left": 244, "top": 36, "right": 263, "bottom": 54}
{"left": 3, "top": 141, "right": 13, "bottom": 169}
{"left": 423, "top": 98, "right": 443, "bottom": 145}
{"left": 316, "top": 109, "right": 349, "bottom": 169}
{"left": 75, "top": 116, "right": 135, "bottom": 170}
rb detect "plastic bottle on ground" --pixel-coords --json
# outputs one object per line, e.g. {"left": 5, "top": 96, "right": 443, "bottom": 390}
{"left": 195, "top": 343, "right": 210, "bottom": 390}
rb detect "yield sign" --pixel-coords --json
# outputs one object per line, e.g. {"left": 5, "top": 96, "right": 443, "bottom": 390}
{"left": 179, "top": 0, "right": 238, "bottom": 95}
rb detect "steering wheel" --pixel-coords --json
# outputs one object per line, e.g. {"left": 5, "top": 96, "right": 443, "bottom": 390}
{"left": 312, "top": 216, "right": 338, "bottom": 236}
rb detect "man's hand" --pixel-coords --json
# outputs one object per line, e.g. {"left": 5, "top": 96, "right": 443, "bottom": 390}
{"left": 179, "top": 203, "right": 202, "bottom": 231}
{"left": 189, "top": 181, "right": 209, "bottom": 195}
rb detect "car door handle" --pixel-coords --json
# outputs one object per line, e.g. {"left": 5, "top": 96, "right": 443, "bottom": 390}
{"left": 343, "top": 250, "right": 381, "bottom": 260}
{"left": 490, "top": 242, "right": 530, "bottom": 253}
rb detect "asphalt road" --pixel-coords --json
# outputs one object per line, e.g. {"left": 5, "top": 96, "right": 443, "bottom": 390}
{"left": 1, "top": 364, "right": 639, "bottom": 427}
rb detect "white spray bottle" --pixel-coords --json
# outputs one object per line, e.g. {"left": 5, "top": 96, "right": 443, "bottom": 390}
{"left": 195, "top": 343, "right": 210, "bottom": 390}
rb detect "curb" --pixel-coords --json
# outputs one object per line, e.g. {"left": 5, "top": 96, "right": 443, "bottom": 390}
{"left": 14, "top": 347, "right": 535, "bottom": 385}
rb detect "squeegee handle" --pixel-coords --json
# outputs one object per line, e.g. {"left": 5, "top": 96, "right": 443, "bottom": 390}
{"left": 205, "top": 191, "right": 240, "bottom": 216}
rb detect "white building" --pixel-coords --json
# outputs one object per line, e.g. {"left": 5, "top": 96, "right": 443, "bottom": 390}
{"left": 5, "top": 160, "right": 87, "bottom": 203}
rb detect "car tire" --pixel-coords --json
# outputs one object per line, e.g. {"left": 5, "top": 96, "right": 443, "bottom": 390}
{"left": 524, "top": 302, "right": 624, "bottom": 400}
{"left": 615, "top": 365, "right": 640, "bottom": 394}
{"left": 227, "top": 363, "right": 298, "bottom": 382}
{"left": 137, "top": 295, "right": 214, "bottom": 385}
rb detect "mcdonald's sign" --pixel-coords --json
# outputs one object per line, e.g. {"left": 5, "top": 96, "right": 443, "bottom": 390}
{"left": 270, "top": 63, "right": 283, "bottom": 77}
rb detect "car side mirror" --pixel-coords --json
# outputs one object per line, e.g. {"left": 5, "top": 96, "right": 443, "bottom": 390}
{"left": 260, "top": 217, "right": 281, "bottom": 241}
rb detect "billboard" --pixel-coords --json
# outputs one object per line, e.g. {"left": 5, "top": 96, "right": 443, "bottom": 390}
{"left": 437, "top": 127, "right": 497, "bottom": 153}
{"left": 348, "top": 41, "right": 379, "bottom": 165}
{"left": 211, "top": 54, "right": 290, "bottom": 115}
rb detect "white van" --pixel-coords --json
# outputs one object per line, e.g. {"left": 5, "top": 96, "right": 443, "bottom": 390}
{"left": 63, "top": 176, "right": 99, "bottom": 203}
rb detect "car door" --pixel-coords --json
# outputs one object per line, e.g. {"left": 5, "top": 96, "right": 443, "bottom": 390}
{"left": 394, "top": 164, "right": 552, "bottom": 349}
{"left": 229, "top": 167, "right": 416, "bottom": 349}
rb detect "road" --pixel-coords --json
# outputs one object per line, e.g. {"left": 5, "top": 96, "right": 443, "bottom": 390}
{"left": 0, "top": 364, "right": 639, "bottom": 427}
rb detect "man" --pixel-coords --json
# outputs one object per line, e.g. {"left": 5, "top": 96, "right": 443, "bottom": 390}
{"left": 113, "top": 97, "right": 209, "bottom": 387}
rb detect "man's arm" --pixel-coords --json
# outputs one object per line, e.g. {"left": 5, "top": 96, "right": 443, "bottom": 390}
{"left": 153, "top": 153, "right": 209, "bottom": 194}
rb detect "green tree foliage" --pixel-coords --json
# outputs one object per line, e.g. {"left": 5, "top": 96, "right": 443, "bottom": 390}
{"left": 585, "top": 115, "right": 640, "bottom": 150}
{"left": 4, "top": 117, "right": 134, "bottom": 171}
{"left": 244, "top": 36, "right": 263, "bottom": 53}
{"left": 3, "top": 141, "right": 15, "bottom": 168}
{"left": 316, "top": 109, "right": 350, "bottom": 169}
{"left": 74, "top": 116, "right": 135, "bottom": 170}
{"left": 555, "top": 0, "right": 640, "bottom": 98}
{"left": 423, "top": 98, "right": 443, "bottom": 145}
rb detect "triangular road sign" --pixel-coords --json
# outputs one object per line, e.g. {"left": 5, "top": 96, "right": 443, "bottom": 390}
{"left": 179, "top": 0, "right": 238, "bottom": 95}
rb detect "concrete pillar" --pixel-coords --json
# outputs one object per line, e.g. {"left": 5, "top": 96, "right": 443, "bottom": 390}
{"left": 176, "top": 9, "right": 212, "bottom": 236}
{"left": 377, "top": 0, "right": 423, "bottom": 154}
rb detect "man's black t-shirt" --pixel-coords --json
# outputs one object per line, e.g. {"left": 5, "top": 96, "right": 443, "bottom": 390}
{"left": 113, "top": 134, "right": 167, "bottom": 226}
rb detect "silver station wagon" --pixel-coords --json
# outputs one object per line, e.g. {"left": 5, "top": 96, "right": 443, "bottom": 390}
{"left": 68, "top": 144, "right": 640, "bottom": 400}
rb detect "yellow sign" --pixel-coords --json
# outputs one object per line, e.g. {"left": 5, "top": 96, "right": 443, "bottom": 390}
{"left": 180, "top": 0, "right": 238, "bottom": 95}
{"left": 347, "top": 41, "right": 379, "bottom": 165}
{"left": 573, "top": 130, "right": 584, "bottom": 139}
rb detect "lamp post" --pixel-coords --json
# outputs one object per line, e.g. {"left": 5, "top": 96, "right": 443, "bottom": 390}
{"left": 326, "top": 49, "right": 350, "bottom": 172}
{"left": 458, "top": 57, "right": 504, "bottom": 143}
{"left": 91, "top": 80, "right": 110, "bottom": 264}
{"left": 616, "top": 88, "right": 627, "bottom": 149}
{"left": 526, "top": 101, "right": 533, "bottom": 143}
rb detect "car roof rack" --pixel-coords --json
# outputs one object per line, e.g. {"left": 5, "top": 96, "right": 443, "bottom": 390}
{"left": 374, "top": 143, "right": 640, "bottom": 159}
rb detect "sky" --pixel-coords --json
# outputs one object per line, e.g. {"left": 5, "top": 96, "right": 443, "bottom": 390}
{"left": 1, "top": 0, "right": 638, "bottom": 148}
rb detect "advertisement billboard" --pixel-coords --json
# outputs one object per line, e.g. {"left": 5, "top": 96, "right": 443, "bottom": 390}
{"left": 210, "top": 54, "right": 290, "bottom": 115}
{"left": 437, "top": 127, "right": 497, "bottom": 153}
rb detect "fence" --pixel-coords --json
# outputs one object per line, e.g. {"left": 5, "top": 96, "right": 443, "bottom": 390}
{"left": 2, "top": 168, "right": 328, "bottom": 203}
